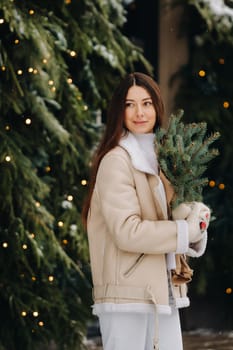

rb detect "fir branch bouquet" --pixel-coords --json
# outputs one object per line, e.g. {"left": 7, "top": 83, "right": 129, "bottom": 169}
{"left": 156, "top": 109, "right": 220, "bottom": 208}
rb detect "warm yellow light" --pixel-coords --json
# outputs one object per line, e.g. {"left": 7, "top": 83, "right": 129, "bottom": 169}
{"left": 29, "top": 9, "right": 35, "bottom": 15}
{"left": 25, "top": 118, "right": 32, "bottom": 125}
{"left": 81, "top": 179, "right": 87, "bottom": 186}
{"left": 32, "top": 276, "right": 36, "bottom": 281}
{"left": 218, "top": 183, "right": 225, "bottom": 190}
{"left": 21, "top": 311, "right": 27, "bottom": 317}
{"left": 219, "top": 58, "right": 225, "bottom": 64}
{"left": 33, "top": 311, "right": 39, "bottom": 317}
{"left": 0, "top": 19, "right": 4, "bottom": 24}
{"left": 209, "top": 180, "right": 215, "bottom": 187}
{"left": 5, "top": 125, "right": 10, "bottom": 131}
{"left": 48, "top": 275, "right": 54, "bottom": 282}
{"left": 83, "top": 105, "right": 88, "bottom": 111}
{"left": 51, "top": 86, "right": 56, "bottom": 92}
{"left": 30, "top": 233, "right": 35, "bottom": 239}
{"left": 67, "top": 78, "right": 72, "bottom": 84}
{"left": 33, "top": 69, "right": 38, "bottom": 74}
{"left": 48, "top": 80, "right": 54, "bottom": 86}
{"left": 1, "top": 65, "right": 6, "bottom": 71}
{"left": 45, "top": 166, "right": 51, "bottom": 172}
{"left": 28, "top": 67, "right": 34, "bottom": 73}
{"left": 198, "top": 70, "right": 206, "bottom": 77}
{"left": 58, "top": 221, "right": 64, "bottom": 227}
{"left": 5, "top": 155, "right": 11, "bottom": 162}
{"left": 226, "top": 287, "right": 232, "bottom": 294}
{"left": 38, "top": 321, "right": 44, "bottom": 327}
{"left": 223, "top": 101, "right": 230, "bottom": 109}
{"left": 70, "top": 50, "right": 77, "bottom": 57}
{"left": 22, "top": 244, "right": 28, "bottom": 250}
{"left": 62, "top": 239, "right": 68, "bottom": 245}
{"left": 67, "top": 195, "right": 73, "bottom": 201}
{"left": 42, "top": 58, "right": 48, "bottom": 64}
{"left": 35, "top": 201, "right": 41, "bottom": 207}
{"left": 14, "top": 39, "right": 20, "bottom": 44}
{"left": 2, "top": 242, "right": 8, "bottom": 248}
{"left": 17, "top": 69, "right": 23, "bottom": 75}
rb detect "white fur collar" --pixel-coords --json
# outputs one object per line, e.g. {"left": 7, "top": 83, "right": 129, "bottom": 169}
{"left": 119, "top": 132, "right": 157, "bottom": 175}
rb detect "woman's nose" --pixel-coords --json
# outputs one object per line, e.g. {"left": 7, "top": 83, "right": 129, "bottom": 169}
{"left": 136, "top": 104, "right": 144, "bottom": 118}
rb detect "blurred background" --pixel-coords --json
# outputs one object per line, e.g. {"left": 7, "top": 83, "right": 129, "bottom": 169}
{"left": 0, "top": 0, "right": 233, "bottom": 349}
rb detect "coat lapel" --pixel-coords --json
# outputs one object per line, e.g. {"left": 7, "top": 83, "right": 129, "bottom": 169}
{"left": 148, "top": 172, "right": 175, "bottom": 220}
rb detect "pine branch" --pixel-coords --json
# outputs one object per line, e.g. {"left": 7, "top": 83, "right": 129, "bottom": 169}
{"left": 156, "top": 109, "right": 220, "bottom": 207}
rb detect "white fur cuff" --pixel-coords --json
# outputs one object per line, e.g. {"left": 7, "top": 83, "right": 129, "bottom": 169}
{"left": 187, "top": 230, "right": 208, "bottom": 258}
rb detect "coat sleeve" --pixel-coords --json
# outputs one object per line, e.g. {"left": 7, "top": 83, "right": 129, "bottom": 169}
{"left": 95, "top": 151, "right": 185, "bottom": 255}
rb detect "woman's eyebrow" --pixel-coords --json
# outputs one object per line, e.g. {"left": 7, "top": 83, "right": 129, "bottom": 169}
{"left": 125, "top": 97, "right": 152, "bottom": 101}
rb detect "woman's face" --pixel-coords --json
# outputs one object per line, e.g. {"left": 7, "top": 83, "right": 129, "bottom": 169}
{"left": 124, "top": 85, "right": 156, "bottom": 134}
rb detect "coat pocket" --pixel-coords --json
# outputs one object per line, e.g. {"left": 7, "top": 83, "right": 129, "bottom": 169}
{"left": 123, "top": 253, "right": 145, "bottom": 278}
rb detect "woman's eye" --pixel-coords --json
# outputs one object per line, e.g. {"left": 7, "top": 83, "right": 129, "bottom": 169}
{"left": 125, "top": 102, "right": 134, "bottom": 108}
{"left": 144, "top": 101, "right": 152, "bottom": 106}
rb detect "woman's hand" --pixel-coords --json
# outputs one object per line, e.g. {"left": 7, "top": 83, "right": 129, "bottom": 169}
{"left": 172, "top": 201, "right": 211, "bottom": 243}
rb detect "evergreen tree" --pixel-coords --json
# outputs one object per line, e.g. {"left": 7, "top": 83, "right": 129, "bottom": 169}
{"left": 172, "top": 0, "right": 233, "bottom": 322}
{"left": 156, "top": 109, "right": 219, "bottom": 208}
{"left": 0, "top": 1, "right": 152, "bottom": 349}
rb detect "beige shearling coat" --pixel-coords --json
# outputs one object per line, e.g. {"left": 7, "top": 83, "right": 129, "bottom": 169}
{"left": 87, "top": 137, "right": 190, "bottom": 314}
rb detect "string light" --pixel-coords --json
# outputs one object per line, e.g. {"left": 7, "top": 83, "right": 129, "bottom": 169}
{"left": 226, "top": 287, "right": 232, "bottom": 294}
{"left": 14, "top": 39, "right": 20, "bottom": 45}
{"left": 33, "top": 69, "right": 38, "bottom": 74}
{"left": 5, "top": 155, "right": 11, "bottom": 162}
{"left": 209, "top": 180, "right": 215, "bottom": 187}
{"left": 28, "top": 67, "right": 34, "bottom": 73}
{"left": 45, "top": 166, "right": 51, "bottom": 173}
{"left": 31, "top": 276, "right": 36, "bottom": 281}
{"left": 58, "top": 221, "right": 64, "bottom": 227}
{"left": 67, "top": 195, "right": 73, "bottom": 201}
{"left": 38, "top": 321, "right": 44, "bottom": 327}
{"left": 35, "top": 201, "right": 41, "bottom": 208}
{"left": 0, "top": 19, "right": 4, "bottom": 24}
{"left": 25, "top": 118, "right": 32, "bottom": 125}
{"left": 21, "top": 311, "right": 27, "bottom": 317}
{"left": 30, "top": 233, "right": 35, "bottom": 239}
{"left": 223, "top": 101, "right": 230, "bottom": 109}
{"left": 29, "top": 9, "right": 35, "bottom": 15}
{"left": 1, "top": 66, "right": 6, "bottom": 71}
{"left": 17, "top": 69, "right": 23, "bottom": 75}
{"left": 83, "top": 105, "right": 88, "bottom": 111}
{"left": 219, "top": 58, "right": 225, "bottom": 64}
{"left": 33, "top": 311, "right": 39, "bottom": 317}
{"left": 22, "top": 244, "right": 28, "bottom": 250}
{"left": 42, "top": 58, "right": 48, "bottom": 64}
{"left": 81, "top": 179, "right": 87, "bottom": 186}
{"left": 2, "top": 242, "right": 8, "bottom": 248}
{"left": 67, "top": 78, "right": 72, "bottom": 84}
{"left": 219, "top": 183, "right": 225, "bottom": 190}
{"left": 5, "top": 125, "right": 11, "bottom": 131}
{"left": 48, "top": 275, "right": 54, "bottom": 282}
{"left": 62, "top": 239, "right": 68, "bottom": 245}
{"left": 198, "top": 69, "right": 206, "bottom": 77}
{"left": 48, "top": 80, "right": 54, "bottom": 86}
{"left": 69, "top": 50, "right": 77, "bottom": 57}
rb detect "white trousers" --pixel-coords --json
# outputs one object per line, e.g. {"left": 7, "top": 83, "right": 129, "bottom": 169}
{"left": 98, "top": 307, "right": 183, "bottom": 350}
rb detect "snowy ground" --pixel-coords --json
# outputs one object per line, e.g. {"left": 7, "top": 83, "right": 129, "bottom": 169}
{"left": 84, "top": 329, "right": 233, "bottom": 349}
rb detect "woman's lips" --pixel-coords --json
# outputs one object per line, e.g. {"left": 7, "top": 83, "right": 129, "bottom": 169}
{"left": 134, "top": 121, "right": 147, "bottom": 125}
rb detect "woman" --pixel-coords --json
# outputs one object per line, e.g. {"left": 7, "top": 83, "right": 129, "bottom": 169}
{"left": 82, "top": 72, "right": 210, "bottom": 350}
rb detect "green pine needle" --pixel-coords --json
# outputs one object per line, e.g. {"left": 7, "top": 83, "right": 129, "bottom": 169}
{"left": 156, "top": 109, "right": 220, "bottom": 208}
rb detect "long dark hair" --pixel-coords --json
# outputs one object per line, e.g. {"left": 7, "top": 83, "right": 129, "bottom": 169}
{"left": 82, "top": 72, "right": 165, "bottom": 227}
